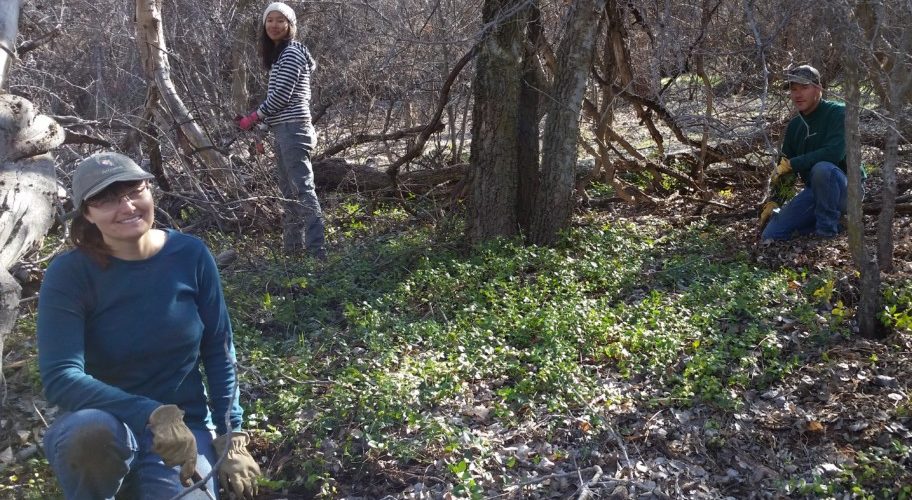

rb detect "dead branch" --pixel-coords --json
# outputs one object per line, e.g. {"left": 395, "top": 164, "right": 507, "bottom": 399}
{"left": 385, "top": 43, "right": 479, "bottom": 180}
{"left": 315, "top": 123, "right": 441, "bottom": 161}
{"left": 15, "top": 24, "right": 61, "bottom": 56}
{"left": 63, "top": 130, "right": 112, "bottom": 147}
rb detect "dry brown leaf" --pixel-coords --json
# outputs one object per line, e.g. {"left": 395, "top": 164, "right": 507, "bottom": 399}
{"left": 806, "top": 420, "right": 825, "bottom": 433}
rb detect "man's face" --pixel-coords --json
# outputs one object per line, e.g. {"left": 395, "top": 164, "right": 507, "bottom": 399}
{"left": 789, "top": 82, "right": 822, "bottom": 115}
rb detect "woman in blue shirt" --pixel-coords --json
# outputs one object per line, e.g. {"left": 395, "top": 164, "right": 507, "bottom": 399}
{"left": 237, "top": 1, "right": 325, "bottom": 258}
{"left": 38, "top": 152, "right": 260, "bottom": 499}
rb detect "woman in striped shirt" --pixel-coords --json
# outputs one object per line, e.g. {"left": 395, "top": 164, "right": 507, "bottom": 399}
{"left": 238, "top": 2, "right": 325, "bottom": 258}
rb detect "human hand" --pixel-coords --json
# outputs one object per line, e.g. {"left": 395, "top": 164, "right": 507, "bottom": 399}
{"left": 236, "top": 111, "right": 259, "bottom": 131}
{"left": 770, "top": 157, "right": 791, "bottom": 186}
{"left": 213, "top": 431, "right": 261, "bottom": 499}
{"left": 148, "top": 405, "right": 197, "bottom": 485}
{"left": 759, "top": 201, "right": 778, "bottom": 231}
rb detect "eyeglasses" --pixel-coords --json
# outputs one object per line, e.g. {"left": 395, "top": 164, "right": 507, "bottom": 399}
{"left": 86, "top": 183, "right": 150, "bottom": 210}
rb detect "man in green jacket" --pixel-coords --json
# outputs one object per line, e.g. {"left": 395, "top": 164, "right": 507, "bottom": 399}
{"left": 760, "top": 65, "right": 851, "bottom": 241}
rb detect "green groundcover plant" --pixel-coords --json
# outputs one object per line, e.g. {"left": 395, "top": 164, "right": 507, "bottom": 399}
{"left": 5, "top": 202, "right": 908, "bottom": 498}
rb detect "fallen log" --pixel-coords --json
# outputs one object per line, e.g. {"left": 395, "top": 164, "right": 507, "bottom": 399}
{"left": 314, "top": 158, "right": 466, "bottom": 194}
{"left": 865, "top": 202, "right": 912, "bottom": 215}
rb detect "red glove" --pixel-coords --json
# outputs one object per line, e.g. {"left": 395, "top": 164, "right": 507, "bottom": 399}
{"left": 237, "top": 111, "right": 260, "bottom": 131}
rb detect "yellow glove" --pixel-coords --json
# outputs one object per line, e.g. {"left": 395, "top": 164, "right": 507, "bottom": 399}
{"left": 770, "top": 157, "right": 792, "bottom": 186}
{"left": 759, "top": 201, "right": 778, "bottom": 230}
{"left": 148, "top": 405, "right": 197, "bottom": 484}
{"left": 213, "top": 431, "right": 261, "bottom": 499}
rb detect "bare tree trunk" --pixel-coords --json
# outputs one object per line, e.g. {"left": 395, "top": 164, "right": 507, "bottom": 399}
{"left": 134, "top": 0, "right": 239, "bottom": 192}
{"left": 878, "top": 108, "right": 899, "bottom": 272}
{"left": 0, "top": 0, "right": 18, "bottom": 90}
{"left": 693, "top": 0, "right": 721, "bottom": 189}
{"left": 2, "top": 4, "right": 64, "bottom": 387}
{"left": 852, "top": 0, "right": 912, "bottom": 273}
{"left": 516, "top": 2, "right": 544, "bottom": 231}
{"left": 875, "top": 52, "right": 912, "bottom": 272}
{"left": 230, "top": 37, "right": 250, "bottom": 117}
{"left": 0, "top": 93, "right": 65, "bottom": 390}
{"left": 844, "top": 53, "right": 883, "bottom": 339}
{"left": 466, "top": 0, "right": 526, "bottom": 243}
{"left": 230, "top": 16, "right": 259, "bottom": 117}
{"left": 529, "top": 0, "right": 606, "bottom": 245}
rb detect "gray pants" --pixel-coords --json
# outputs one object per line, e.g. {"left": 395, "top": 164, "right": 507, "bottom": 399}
{"left": 272, "top": 122, "right": 325, "bottom": 257}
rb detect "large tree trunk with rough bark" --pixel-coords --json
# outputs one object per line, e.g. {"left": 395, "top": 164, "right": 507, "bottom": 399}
{"left": 528, "top": 0, "right": 606, "bottom": 245}
{"left": 134, "top": 0, "right": 240, "bottom": 193}
{"left": 466, "top": 0, "right": 527, "bottom": 243}
{"left": 1, "top": 1, "right": 64, "bottom": 384}
{"left": 0, "top": 90, "right": 65, "bottom": 383}
{"left": 516, "top": 3, "right": 544, "bottom": 232}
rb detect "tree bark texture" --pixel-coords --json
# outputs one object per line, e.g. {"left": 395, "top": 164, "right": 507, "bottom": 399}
{"left": 134, "top": 0, "right": 239, "bottom": 192}
{"left": 466, "top": 0, "right": 527, "bottom": 243}
{"left": 230, "top": 17, "right": 258, "bottom": 117}
{"left": 877, "top": 109, "right": 899, "bottom": 272}
{"left": 516, "top": 3, "right": 544, "bottom": 231}
{"left": 529, "top": 0, "right": 606, "bottom": 245}
{"left": 1, "top": 93, "right": 64, "bottom": 381}
{"left": 844, "top": 55, "right": 883, "bottom": 339}
{"left": 875, "top": 54, "right": 912, "bottom": 272}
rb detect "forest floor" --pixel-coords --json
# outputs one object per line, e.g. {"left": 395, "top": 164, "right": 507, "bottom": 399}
{"left": 2, "top": 159, "right": 910, "bottom": 499}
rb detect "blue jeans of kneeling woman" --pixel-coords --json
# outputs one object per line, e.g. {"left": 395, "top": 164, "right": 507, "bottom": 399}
{"left": 43, "top": 409, "right": 218, "bottom": 500}
{"left": 762, "top": 161, "right": 850, "bottom": 241}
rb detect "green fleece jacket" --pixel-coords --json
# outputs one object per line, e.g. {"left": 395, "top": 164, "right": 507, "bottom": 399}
{"left": 781, "top": 99, "right": 849, "bottom": 185}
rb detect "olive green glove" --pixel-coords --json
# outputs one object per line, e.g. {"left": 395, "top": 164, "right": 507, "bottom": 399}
{"left": 770, "top": 157, "right": 792, "bottom": 186}
{"left": 213, "top": 431, "right": 261, "bottom": 499}
{"left": 148, "top": 405, "right": 197, "bottom": 484}
{"left": 759, "top": 201, "right": 778, "bottom": 231}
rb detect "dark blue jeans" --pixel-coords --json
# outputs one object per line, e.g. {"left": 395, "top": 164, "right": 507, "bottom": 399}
{"left": 762, "top": 161, "right": 849, "bottom": 240}
{"left": 43, "top": 409, "right": 218, "bottom": 500}
{"left": 272, "top": 122, "right": 326, "bottom": 257}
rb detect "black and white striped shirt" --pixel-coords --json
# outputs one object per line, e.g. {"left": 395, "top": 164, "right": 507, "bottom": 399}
{"left": 258, "top": 40, "right": 316, "bottom": 129}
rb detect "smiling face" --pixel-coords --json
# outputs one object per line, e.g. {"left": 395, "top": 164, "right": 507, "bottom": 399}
{"left": 789, "top": 82, "right": 823, "bottom": 115}
{"left": 265, "top": 10, "right": 291, "bottom": 42}
{"left": 83, "top": 181, "right": 155, "bottom": 246}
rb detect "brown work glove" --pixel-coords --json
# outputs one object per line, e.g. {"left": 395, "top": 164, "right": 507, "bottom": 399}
{"left": 770, "top": 157, "right": 792, "bottom": 186}
{"left": 759, "top": 201, "right": 778, "bottom": 232}
{"left": 148, "top": 405, "right": 197, "bottom": 485}
{"left": 213, "top": 431, "right": 261, "bottom": 499}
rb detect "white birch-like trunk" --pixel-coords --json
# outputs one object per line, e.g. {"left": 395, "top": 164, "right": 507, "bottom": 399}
{"left": 1, "top": 91, "right": 65, "bottom": 386}
{"left": 134, "top": 0, "right": 239, "bottom": 192}
{"left": 0, "top": 0, "right": 19, "bottom": 90}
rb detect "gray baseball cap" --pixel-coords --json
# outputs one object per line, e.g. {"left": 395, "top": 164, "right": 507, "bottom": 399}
{"left": 783, "top": 65, "right": 821, "bottom": 88}
{"left": 72, "top": 152, "right": 154, "bottom": 210}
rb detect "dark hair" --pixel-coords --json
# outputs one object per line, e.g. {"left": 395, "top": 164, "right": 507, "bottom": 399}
{"left": 259, "top": 23, "right": 296, "bottom": 70}
{"left": 70, "top": 180, "right": 146, "bottom": 268}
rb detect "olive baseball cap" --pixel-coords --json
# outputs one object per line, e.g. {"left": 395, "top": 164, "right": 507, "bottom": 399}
{"left": 783, "top": 65, "right": 821, "bottom": 88}
{"left": 72, "top": 152, "right": 154, "bottom": 211}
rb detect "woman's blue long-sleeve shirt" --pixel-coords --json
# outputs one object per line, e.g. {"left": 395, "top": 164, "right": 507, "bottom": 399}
{"left": 37, "top": 230, "right": 243, "bottom": 437}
